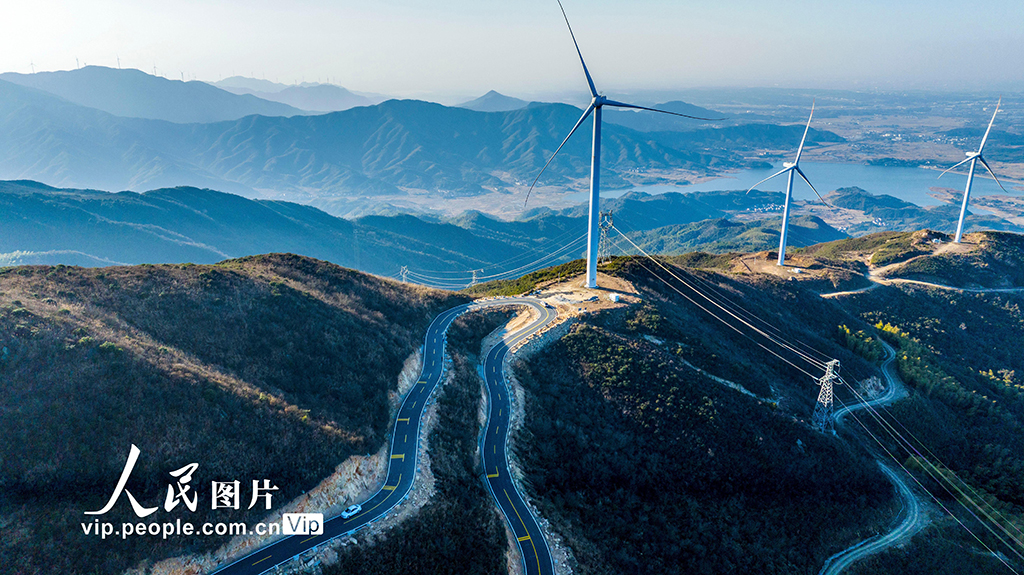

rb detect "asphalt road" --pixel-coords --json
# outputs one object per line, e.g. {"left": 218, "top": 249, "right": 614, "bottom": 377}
{"left": 211, "top": 297, "right": 556, "bottom": 575}
{"left": 479, "top": 299, "right": 559, "bottom": 575}
{"left": 833, "top": 341, "right": 904, "bottom": 426}
{"left": 821, "top": 341, "right": 929, "bottom": 575}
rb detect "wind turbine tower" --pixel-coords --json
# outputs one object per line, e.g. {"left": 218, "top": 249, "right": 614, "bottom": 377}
{"left": 939, "top": 99, "right": 1007, "bottom": 243}
{"left": 744, "top": 103, "right": 830, "bottom": 266}
{"left": 524, "top": 1, "right": 719, "bottom": 289}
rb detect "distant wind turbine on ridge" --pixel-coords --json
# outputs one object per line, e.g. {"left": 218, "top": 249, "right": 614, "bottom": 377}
{"left": 744, "top": 102, "right": 829, "bottom": 266}
{"left": 939, "top": 98, "right": 1007, "bottom": 243}
{"left": 525, "top": 0, "right": 721, "bottom": 289}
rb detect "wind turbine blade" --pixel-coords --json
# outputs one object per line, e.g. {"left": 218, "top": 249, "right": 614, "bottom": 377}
{"left": 557, "top": 0, "right": 598, "bottom": 98}
{"left": 796, "top": 167, "right": 830, "bottom": 206}
{"left": 978, "top": 97, "right": 1001, "bottom": 153}
{"left": 938, "top": 156, "right": 974, "bottom": 178}
{"left": 523, "top": 103, "right": 595, "bottom": 207}
{"left": 794, "top": 100, "right": 815, "bottom": 164}
{"left": 978, "top": 156, "right": 1008, "bottom": 193}
{"left": 602, "top": 99, "right": 724, "bottom": 121}
{"left": 743, "top": 167, "right": 791, "bottom": 195}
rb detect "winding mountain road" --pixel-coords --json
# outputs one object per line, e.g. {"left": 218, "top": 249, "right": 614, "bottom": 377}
{"left": 211, "top": 297, "right": 557, "bottom": 575}
{"left": 480, "top": 300, "right": 558, "bottom": 575}
{"left": 820, "top": 342, "right": 929, "bottom": 575}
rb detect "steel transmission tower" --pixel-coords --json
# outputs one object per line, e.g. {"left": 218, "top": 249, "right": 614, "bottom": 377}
{"left": 399, "top": 266, "right": 409, "bottom": 283}
{"left": 812, "top": 360, "right": 842, "bottom": 433}
{"left": 598, "top": 211, "right": 613, "bottom": 264}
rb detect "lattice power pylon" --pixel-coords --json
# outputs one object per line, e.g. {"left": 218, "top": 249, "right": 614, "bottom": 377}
{"left": 598, "top": 211, "right": 614, "bottom": 264}
{"left": 399, "top": 266, "right": 409, "bottom": 283}
{"left": 812, "top": 359, "right": 842, "bottom": 434}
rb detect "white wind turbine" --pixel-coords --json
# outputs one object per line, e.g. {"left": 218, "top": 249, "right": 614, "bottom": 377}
{"left": 525, "top": 0, "right": 720, "bottom": 289}
{"left": 939, "top": 98, "right": 1007, "bottom": 243}
{"left": 744, "top": 103, "right": 829, "bottom": 266}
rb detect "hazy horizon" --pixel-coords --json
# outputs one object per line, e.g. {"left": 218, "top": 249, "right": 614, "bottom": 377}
{"left": 3, "top": 0, "right": 1023, "bottom": 102}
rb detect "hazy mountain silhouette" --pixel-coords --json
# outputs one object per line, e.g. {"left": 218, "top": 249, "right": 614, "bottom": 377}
{"left": 0, "top": 81, "right": 749, "bottom": 199}
{"left": 0, "top": 66, "right": 303, "bottom": 123}
{"left": 0, "top": 79, "right": 848, "bottom": 203}
{"left": 458, "top": 90, "right": 530, "bottom": 112}
{"left": 215, "top": 80, "right": 376, "bottom": 112}
{"left": 213, "top": 75, "right": 291, "bottom": 94}
{"left": 0, "top": 79, "right": 254, "bottom": 194}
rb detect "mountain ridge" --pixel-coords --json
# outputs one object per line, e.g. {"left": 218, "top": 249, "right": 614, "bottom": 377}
{"left": 0, "top": 66, "right": 304, "bottom": 123}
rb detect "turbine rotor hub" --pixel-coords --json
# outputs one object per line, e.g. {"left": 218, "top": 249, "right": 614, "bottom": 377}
{"left": 592, "top": 94, "right": 607, "bottom": 107}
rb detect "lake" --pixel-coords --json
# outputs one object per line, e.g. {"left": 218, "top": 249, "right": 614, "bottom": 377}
{"left": 604, "top": 161, "right": 1024, "bottom": 207}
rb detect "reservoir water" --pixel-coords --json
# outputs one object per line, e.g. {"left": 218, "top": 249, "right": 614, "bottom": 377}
{"left": 604, "top": 162, "right": 1024, "bottom": 207}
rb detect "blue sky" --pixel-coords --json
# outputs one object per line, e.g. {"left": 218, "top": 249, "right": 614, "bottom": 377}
{"left": 3, "top": 0, "right": 1022, "bottom": 99}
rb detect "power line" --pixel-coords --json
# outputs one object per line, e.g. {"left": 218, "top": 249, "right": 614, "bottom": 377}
{"left": 407, "top": 226, "right": 585, "bottom": 277}
{"left": 606, "top": 222, "right": 1023, "bottom": 568}
{"left": 405, "top": 233, "right": 588, "bottom": 288}
{"left": 613, "top": 218, "right": 835, "bottom": 367}
{"left": 611, "top": 225, "right": 829, "bottom": 371}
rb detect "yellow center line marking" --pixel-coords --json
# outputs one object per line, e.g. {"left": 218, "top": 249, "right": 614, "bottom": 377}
{"left": 487, "top": 467, "right": 499, "bottom": 478}
{"left": 397, "top": 418, "right": 409, "bottom": 423}
{"left": 300, "top": 535, "right": 319, "bottom": 544}
{"left": 360, "top": 473, "right": 401, "bottom": 517}
{"left": 518, "top": 535, "right": 531, "bottom": 542}
{"left": 504, "top": 489, "right": 530, "bottom": 532}
{"left": 503, "top": 480, "right": 544, "bottom": 572}
{"left": 252, "top": 555, "right": 273, "bottom": 566}
{"left": 383, "top": 484, "right": 397, "bottom": 491}
{"left": 391, "top": 454, "right": 404, "bottom": 460}
{"left": 499, "top": 408, "right": 502, "bottom": 416}
{"left": 495, "top": 425, "right": 500, "bottom": 434}
{"left": 404, "top": 434, "right": 407, "bottom": 442}
{"left": 411, "top": 401, "right": 417, "bottom": 408}
{"left": 493, "top": 445, "right": 496, "bottom": 454}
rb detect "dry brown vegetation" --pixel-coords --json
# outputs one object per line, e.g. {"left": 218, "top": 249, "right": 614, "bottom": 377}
{"left": 324, "top": 310, "right": 512, "bottom": 575}
{"left": 0, "top": 254, "right": 467, "bottom": 574}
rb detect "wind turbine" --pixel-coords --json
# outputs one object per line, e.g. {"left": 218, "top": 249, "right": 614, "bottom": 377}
{"left": 744, "top": 103, "right": 829, "bottom": 266}
{"left": 525, "top": 0, "right": 720, "bottom": 289}
{"left": 939, "top": 98, "right": 1006, "bottom": 243}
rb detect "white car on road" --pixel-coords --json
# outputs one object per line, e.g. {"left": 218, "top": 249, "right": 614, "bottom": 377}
{"left": 341, "top": 504, "right": 362, "bottom": 519}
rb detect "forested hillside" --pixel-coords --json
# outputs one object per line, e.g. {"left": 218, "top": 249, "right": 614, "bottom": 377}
{"left": 0, "top": 254, "right": 465, "bottom": 574}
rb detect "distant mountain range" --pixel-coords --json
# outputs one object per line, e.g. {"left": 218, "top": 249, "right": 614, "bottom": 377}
{"left": 458, "top": 90, "right": 530, "bottom": 112}
{"left": 0, "top": 180, "right": 847, "bottom": 279}
{"left": 0, "top": 79, "right": 769, "bottom": 201}
{"left": 0, "top": 66, "right": 303, "bottom": 123}
{"left": 6, "top": 178, "right": 1024, "bottom": 286}
{"left": 0, "top": 69, "right": 847, "bottom": 207}
{"left": 213, "top": 76, "right": 381, "bottom": 112}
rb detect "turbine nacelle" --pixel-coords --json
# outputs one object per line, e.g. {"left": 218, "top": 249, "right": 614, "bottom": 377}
{"left": 966, "top": 151, "right": 981, "bottom": 158}
{"left": 592, "top": 94, "right": 608, "bottom": 107}
{"left": 783, "top": 162, "right": 796, "bottom": 169}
